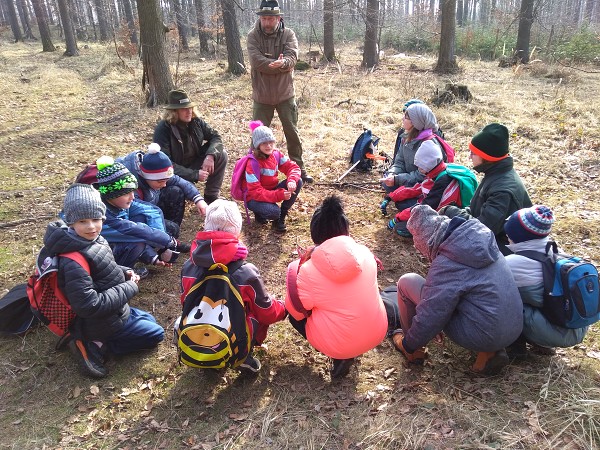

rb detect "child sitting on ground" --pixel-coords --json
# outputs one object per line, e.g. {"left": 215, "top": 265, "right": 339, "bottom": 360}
{"left": 96, "top": 157, "right": 190, "bottom": 273}
{"left": 244, "top": 121, "right": 303, "bottom": 232}
{"left": 179, "top": 200, "right": 286, "bottom": 372}
{"left": 504, "top": 205, "right": 589, "bottom": 358}
{"left": 440, "top": 123, "right": 532, "bottom": 255}
{"left": 117, "top": 143, "right": 208, "bottom": 239}
{"left": 384, "top": 140, "right": 466, "bottom": 237}
{"left": 38, "top": 183, "right": 164, "bottom": 378}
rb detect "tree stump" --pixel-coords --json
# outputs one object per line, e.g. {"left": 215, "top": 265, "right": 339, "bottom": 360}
{"left": 431, "top": 83, "right": 473, "bottom": 106}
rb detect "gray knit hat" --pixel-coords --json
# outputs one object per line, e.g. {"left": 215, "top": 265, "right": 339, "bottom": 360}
{"left": 405, "top": 103, "right": 438, "bottom": 132}
{"left": 252, "top": 125, "right": 276, "bottom": 149}
{"left": 63, "top": 183, "right": 106, "bottom": 225}
{"left": 204, "top": 199, "right": 243, "bottom": 235}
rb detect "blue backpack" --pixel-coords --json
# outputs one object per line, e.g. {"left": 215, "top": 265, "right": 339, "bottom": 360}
{"left": 350, "top": 129, "right": 380, "bottom": 172}
{"left": 518, "top": 241, "right": 600, "bottom": 329}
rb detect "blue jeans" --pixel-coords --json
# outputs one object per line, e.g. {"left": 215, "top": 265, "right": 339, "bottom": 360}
{"left": 106, "top": 307, "right": 164, "bottom": 354}
{"left": 247, "top": 179, "right": 303, "bottom": 220}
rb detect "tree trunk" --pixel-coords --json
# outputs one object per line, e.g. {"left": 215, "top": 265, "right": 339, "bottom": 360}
{"left": 16, "top": 0, "right": 35, "bottom": 38}
{"left": 136, "top": 0, "right": 173, "bottom": 107}
{"left": 94, "top": 0, "right": 109, "bottom": 40}
{"left": 173, "top": 0, "right": 189, "bottom": 51}
{"left": 362, "top": 0, "right": 379, "bottom": 68}
{"left": 323, "top": 0, "right": 334, "bottom": 61}
{"left": 584, "top": 0, "right": 595, "bottom": 22}
{"left": 57, "top": 0, "right": 78, "bottom": 54}
{"left": 5, "top": 0, "right": 24, "bottom": 42}
{"left": 122, "top": 0, "right": 138, "bottom": 45}
{"left": 31, "top": 0, "right": 55, "bottom": 50}
{"left": 435, "top": 0, "right": 459, "bottom": 73}
{"left": 515, "top": 0, "right": 534, "bottom": 63}
{"left": 220, "top": 0, "right": 244, "bottom": 74}
{"left": 457, "top": 0, "right": 464, "bottom": 26}
{"left": 194, "top": 0, "right": 209, "bottom": 54}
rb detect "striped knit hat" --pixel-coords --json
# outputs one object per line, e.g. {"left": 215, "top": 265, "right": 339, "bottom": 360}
{"left": 96, "top": 156, "right": 138, "bottom": 199}
{"left": 504, "top": 205, "right": 554, "bottom": 243}
{"left": 139, "top": 143, "right": 174, "bottom": 180}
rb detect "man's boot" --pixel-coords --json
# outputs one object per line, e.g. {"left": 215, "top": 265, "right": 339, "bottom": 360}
{"left": 273, "top": 208, "right": 288, "bottom": 232}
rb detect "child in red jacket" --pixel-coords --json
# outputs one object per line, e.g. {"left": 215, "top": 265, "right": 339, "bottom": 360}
{"left": 245, "top": 120, "right": 303, "bottom": 232}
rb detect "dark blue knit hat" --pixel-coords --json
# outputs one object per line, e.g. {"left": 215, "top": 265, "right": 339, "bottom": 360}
{"left": 140, "top": 143, "right": 174, "bottom": 180}
{"left": 504, "top": 205, "right": 554, "bottom": 243}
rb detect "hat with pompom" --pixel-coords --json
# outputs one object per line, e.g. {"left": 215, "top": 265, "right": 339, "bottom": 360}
{"left": 204, "top": 199, "right": 243, "bottom": 236}
{"left": 96, "top": 156, "right": 138, "bottom": 199}
{"left": 249, "top": 120, "right": 276, "bottom": 149}
{"left": 469, "top": 123, "right": 510, "bottom": 161}
{"left": 504, "top": 205, "right": 554, "bottom": 243}
{"left": 139, "top": 143, "right": 174, "bottom": 180}
{"left": 310, "top": 195, "right": 350, "bottom": 245}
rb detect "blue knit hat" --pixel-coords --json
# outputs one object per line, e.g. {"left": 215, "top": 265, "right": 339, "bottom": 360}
{"left": 504, "top": 205, "right": 554, "bottom": 243}
{"left": 140, "top": 143, "right": 174, "bottom": 180}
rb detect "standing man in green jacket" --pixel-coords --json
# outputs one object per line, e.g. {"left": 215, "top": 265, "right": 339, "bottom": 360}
{"left": 247, "top": 0, "right": 313, "bottom": 183}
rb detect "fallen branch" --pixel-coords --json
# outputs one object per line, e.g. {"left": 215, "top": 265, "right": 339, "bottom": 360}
{"left": 556, "top": 60, "right": 600, "bottom": 74}
{"left": 314, "top": 181, "right": 383, "bottom": 192}
{"left": 0, "top": 215, "right": 54, "bottom": 229}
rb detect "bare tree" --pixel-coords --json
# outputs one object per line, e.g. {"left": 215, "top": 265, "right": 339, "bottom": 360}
{"left": 194, "top": 0, "right": 209, "bottom": 54}
{"left": 31, "top": 0, "right": 55, "bottom": 50}
{"left": 5, "top": 0, "right": 24, "bottom": 42}
{"left": 515, "top": 0, "right": 535, "bottom": 63}
{"left": 323, "top": 0, "right": 335, "bottom": 61}
{"left": 16, "top": 0, "right": 35, "bottom": 38}
{"left": 136, "top": 0, "right": 173, "bottom": 106}
{"left": 362, "top": 0, "right": 379, "bottom": 68}
{"left": 435, "top": 0, "right": 459, "bottom": 73}
{"left": 173, "top": 0, "right": 189, "bottom": 50}
{"left": 94, "top": 0, "right": 110, "bottom": 41}
{"left": 122, "top": 0, "right": 138, "bottom": 45}
{"left": 57, "top": 0, "right": 78, "bottom": 55}
{"left": 220, "top": 0, "right": 244, "bottom": 74}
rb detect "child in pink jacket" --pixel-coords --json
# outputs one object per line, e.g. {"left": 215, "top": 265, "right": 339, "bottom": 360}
{"left": 285, "top": 195, "right": 388, "bottom": 379}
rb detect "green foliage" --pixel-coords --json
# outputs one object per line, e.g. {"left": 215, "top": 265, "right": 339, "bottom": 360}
{"left": 455, "top": 27, "right": 517, "bottom": 60}
{"left": 553, "top": 28, "right": 600, "bottom": 63}
{"left": 380, "top": 28, "right": 435, "bottom": 53}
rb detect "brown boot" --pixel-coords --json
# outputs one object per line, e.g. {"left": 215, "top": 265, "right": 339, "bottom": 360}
{"left": 471, "top": 349, "right": 509, "bottom": 376}
{"left": 392, "top": 332, "right": 428, "bottom": 365}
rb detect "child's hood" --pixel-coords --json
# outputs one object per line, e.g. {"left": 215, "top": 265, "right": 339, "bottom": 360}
{"left": 190, "top": 230, "right": 240, "bottom": 267}
{"left": 438, "top": 219, "right": 500, "bottom": 269}
{"left": 307, "top": 235, "right": 367, "bottom": 283}
{"left": 43, "top": 220, "right": 96, "bottom": 255}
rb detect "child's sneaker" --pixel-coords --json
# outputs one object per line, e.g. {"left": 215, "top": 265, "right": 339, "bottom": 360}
{"left": 68, "top": 339, "right": 108, "bottom": 378}
{"left": 240, "top": 354, "right": 261, "bottom": 373}
{"left": 395, "top": 228, "right": 412, "bottom": 238}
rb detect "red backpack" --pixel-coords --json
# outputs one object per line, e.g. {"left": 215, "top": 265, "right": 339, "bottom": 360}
{"left": 230, "top": 150, "right": 281, "bottom": 223}
{"left": 27, "top": 252, "right": 90, "bottom": 337}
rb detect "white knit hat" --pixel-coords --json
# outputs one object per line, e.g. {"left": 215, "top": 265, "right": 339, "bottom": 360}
{"left": 204, "top": 199, "right": 243, "bottom": 235}
{"left": 414, "top": 140, "right": 443, "bottom": 173}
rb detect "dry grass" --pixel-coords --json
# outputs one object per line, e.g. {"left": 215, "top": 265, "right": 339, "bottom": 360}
{"left": 1, "top": 34, "right": 599, "bottom": 450}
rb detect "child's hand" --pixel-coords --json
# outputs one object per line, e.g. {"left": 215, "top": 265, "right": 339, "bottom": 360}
{"left": 287, "top": 180, "right": 296, "bottom": 192}
{"left": 195, "top": 199, "right": 208, "bottom": 216}
{"left": 283, "top": 190, "right": 292, "bottom": 200}
{"left": 197, "top": 169, "right": 209, "bottom": 182}
{"left": 379, "top": 175, "right": 395, "bottom": 187}
{"left": 125, "top": 269, "right": 140, "bottom": 284}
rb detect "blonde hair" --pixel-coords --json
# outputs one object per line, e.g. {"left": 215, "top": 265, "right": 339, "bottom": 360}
{"left": 162, "top": 107, "right": 200, "bottom": 124}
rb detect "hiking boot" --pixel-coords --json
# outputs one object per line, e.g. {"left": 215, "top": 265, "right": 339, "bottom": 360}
{"left": 68, "top": 339, "right": 108, "bottom": 379}
{"left": 272, "top": 218, "right": 287, "bottom": 233}
{"left": 331, "top": 358, "right": 355, "bottom": 379}
{"left": 529, "top": 343, "right": 556, "bottom": 356}
{"left": 395, "top": 228, "right": 412, "bottom": 238}
{"left": 471, "top": 349, "right": 509, "bottom": 376}
{"left": 175, "top": 241, "right": 192, "bottom": 253}
{"left": 254, "top": 213, "right": 269, "bottom": 225}
{"left": 133, "top": 266, "right": 150, "bottom": 280}
{"left": 87, "top": 341, "right": 107, "bottom": 364}
{"left": 301, "top": 170, "right": 314, "bottom": 184}
{"left": 506, "top": 336, "right": 528, "bottom": 361}
{"left": 240, "top": 354, "right": 261, "bottom": 373}
{"left": 392, "top": 332, "right": 427, "bottom": 365}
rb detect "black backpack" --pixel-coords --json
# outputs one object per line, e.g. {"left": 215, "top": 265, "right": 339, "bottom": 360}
{"left": 350, "top": 129, "right": 380, "bottom": 172}
{"left": 0, "top": 284, "right": 39, "bottom": 336}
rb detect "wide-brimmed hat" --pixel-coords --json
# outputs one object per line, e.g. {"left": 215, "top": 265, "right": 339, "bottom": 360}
{"left": 164, "top": 89, "right": 196, "bottom": 110}
{"left": 256, "top": 0, "right": 283, "bottom": 16}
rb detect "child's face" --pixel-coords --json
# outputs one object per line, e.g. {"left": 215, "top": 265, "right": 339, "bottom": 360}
{"left": 402, "top": 113, "right": 414, "bottom": 132}
{"left": 146, "top": 179, "right": 169, "bottom": 190}
{"left": 107, "top": 191, "right": 135, "bottom": 210}
{"left": 258, "top": 141, "right": 275, "bottom": 156}
{"left": 469, "top": 151, "right": 484, "bottom": 167}
{"left": 72, "top": 218, "right": 103, "bottom": 241}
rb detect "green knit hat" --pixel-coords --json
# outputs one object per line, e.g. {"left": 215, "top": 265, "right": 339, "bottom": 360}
{"left": 469, "top": 123, "right": 510, "bottom": 161}
{"left": 96, "top": 156, "right": 138, "bottom": 199}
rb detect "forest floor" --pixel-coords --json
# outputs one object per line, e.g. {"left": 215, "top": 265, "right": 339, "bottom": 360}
{"left": 1, "top": 34, "right": 600, "bottom": 450}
